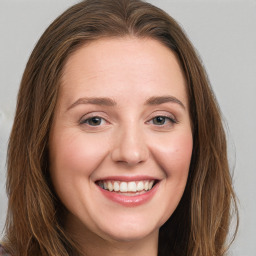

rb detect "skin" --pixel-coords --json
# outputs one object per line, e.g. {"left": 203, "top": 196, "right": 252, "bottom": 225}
{"left": 49, "top": 37, "right": 193, "bottom": 256}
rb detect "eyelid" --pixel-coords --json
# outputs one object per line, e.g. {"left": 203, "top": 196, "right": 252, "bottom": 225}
{"left": 148, "top": 115, "right": 177, "bottom": 124}
{"left": 79, "top": 112, "right": 110, "bottom": 125}
{"left": 147, "top": 110, "right": 177, "bottom": 121}
{"left": 81, "top": 116, "right": 107, "bottom": 126}
{"left": 146, "top": 111, "right": 179, "bottom": 129}
{"left": 78, "top": 111, "right": 178, "bottom": 129}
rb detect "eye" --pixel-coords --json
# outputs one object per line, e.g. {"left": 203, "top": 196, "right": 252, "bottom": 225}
{"left": 81, "top": 116, "right": 106, "bottom": 126}
{"left": 148, "top": 115, "right": 177, "bottom": 128}
{"left": 152, "top": 116, "right": 168, "bottom": 125}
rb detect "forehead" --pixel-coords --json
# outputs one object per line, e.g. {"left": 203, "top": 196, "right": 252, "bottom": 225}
{"left": 59, "top": 36, "right": 188, "bottom": 107}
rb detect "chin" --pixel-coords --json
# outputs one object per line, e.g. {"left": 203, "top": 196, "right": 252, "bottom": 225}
{"left": 104, "top": 229, "right": 157, "bottom": 243}
{"left": 96, "top": 217, "right": 160, "bottom": 243}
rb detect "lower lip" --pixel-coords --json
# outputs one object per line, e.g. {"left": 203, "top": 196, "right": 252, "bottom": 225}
{"left": 97, "top": 182, "right": 160, "bottom": 207}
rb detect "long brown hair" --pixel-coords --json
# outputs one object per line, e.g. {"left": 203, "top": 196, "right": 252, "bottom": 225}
{"left": 3, "top": 0, "right": 238, "bottom": 255}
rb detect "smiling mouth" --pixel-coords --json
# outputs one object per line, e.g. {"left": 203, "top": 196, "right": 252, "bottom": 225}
{"left": 95, "top": 180, "right": 158, "bottom": 195}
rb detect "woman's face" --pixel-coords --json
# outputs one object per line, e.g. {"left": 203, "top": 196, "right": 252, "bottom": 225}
{"left": 49, "top": 37, "right": 193, "bottom": 243}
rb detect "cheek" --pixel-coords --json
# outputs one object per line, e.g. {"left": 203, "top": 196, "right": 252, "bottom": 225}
{"left": 151, "top": 131, "right": 193, "bottom": 178}
{"left": 49, "top": 130, "right": 111, "bottom": 216}
{"left": 50, "top": 131, "right": 109, "bottom": 177}
{"left": 150, "top": 131, "right": 193, "bottom": 223}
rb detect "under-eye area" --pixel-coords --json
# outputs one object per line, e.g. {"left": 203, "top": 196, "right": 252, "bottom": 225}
{"left": 96, "top": 180, "right": 159, "bottom": 195}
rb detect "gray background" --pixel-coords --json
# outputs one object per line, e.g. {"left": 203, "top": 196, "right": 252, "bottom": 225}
{"left": 0, "top": 0, "right": 255, "bottom": 255}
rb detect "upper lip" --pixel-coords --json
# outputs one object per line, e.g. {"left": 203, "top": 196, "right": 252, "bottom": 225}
{"left": 95, "top": 175, "right": 160, "bottom": 182}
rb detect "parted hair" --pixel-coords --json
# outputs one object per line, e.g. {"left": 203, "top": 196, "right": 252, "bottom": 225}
{"left": 3, "top": 0, "right": 238, "bottom": 255}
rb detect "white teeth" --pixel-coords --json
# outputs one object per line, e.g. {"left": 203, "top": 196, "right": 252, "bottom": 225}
{"left": 99, "top": 180, "right": 156, "bottom": 192}
{"left": 107, "top": 181, "right": 113, "bottom": 191}
{"left": 137, "top": 181, "right": 144, "bottom": 191}
{"left": 128, "top": 181, "right": 137, "bottom": 192}
{"left": 114, "top": 181, "right": 119, "bottom": 191}
{"left": 144, "top": 181, "right": 149, "bottom": 191}
{"left": 149, "top": 180, "right": 154, "bottom": 190}
{"left": 120, "top": 182, "right": 128, "bottom": 192}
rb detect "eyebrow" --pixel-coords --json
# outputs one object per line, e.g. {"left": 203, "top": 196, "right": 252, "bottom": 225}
{"left": 67, "top": 97, "right": 117, "bottom": 111}
{"left": 145, "top": 96, "right": 185, "bottom": 109}
{"left": 67, "top": 95, "right": 185, "bottom": 111}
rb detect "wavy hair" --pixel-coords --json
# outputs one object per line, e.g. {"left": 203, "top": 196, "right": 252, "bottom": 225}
{"left": 3, "top": 0, "right": 238, "bottom": 255}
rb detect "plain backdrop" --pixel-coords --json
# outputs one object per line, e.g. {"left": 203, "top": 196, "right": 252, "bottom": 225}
{"left": 0, "top": 1, "right": 255, "bottom": 255}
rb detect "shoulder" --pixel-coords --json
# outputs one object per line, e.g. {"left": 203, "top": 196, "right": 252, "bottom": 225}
{"left": 0, "top": 245, "right": 11, "bottom": 256}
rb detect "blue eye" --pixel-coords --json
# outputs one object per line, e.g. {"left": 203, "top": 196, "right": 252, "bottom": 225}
{"left": 82, "top": 116, "right": 104, "bottom": 126}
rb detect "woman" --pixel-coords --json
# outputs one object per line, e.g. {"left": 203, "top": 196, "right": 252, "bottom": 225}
{"left": 1, "top": 0, "right": 238, "bottom": 255}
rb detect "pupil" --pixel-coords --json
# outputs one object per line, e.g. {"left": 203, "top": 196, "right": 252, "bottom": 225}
{"left": 90, "top": 117, "right": 101, "bottom": 125}
{"left": 154, "top": 116, "right": 165, "bottom": 125}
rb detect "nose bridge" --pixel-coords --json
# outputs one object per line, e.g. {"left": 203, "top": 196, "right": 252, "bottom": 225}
{"left": 111, "top": 121, "right": 148, "bottom": 166}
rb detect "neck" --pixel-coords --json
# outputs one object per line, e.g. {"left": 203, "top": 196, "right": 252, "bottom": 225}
{"left": 81, "top": 232, "right": 158, "bottom": 256}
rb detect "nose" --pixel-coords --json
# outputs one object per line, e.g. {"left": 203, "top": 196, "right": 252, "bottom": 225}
{"left": 111, "top": 125, "right": 149, "bottom": 166}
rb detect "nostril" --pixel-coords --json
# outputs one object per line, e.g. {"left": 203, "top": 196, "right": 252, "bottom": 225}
{"left": 110, "top": 132, "right": 149, "bottom": 165}
{"left": 111, "top": 148, "right": 149, "bottom": 166}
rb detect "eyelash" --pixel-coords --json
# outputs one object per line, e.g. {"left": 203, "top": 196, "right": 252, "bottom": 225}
{"left": 80, "top": 114, "right": 178, "bottom": 128}
{"left": 80, "top": 116, "right": 107, "bottom": 126}
{"left": 147, "top": 115, "right": 178, "bottom": 126}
